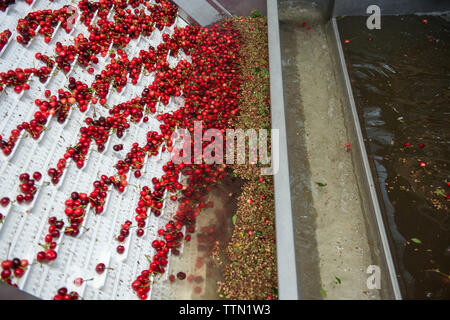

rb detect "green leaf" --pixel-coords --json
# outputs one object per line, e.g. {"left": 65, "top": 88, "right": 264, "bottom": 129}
{"left": 228, "top": 171, "right": 237, "bottom": 178}
{"left": 435, "top": 189, "right": 446, "bottom": 197}
{"left": 317, "top": 182, "right": 327, "bottom": 187}
{"left": 250, "top": 10, "right": 262, "bottom": 18}
{"left": 411, "top": 238, "right": 422, "bottom": 244}
{"left": 320, "top": 288, "right": 327, "bottom": 298}
{"left": 335, "top": 276, "right": 342, "bottom": 284}
{"left": 232, "top": 215, "right": 237, "bottom": 225}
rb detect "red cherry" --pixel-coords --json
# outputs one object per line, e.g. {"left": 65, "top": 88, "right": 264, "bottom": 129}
{"left": 14, "top": 85, "right": 23, "bottom": 94}
{"left": 1, "top": 260, "right": 12, "bottom": 269}
{"left": 14, "top": 268, "right": 24, "bottom": 277}
{"left": 73, "top": 277, "right": 83, "bottom": 286}
{"left": 95, "top": 263, "right": 106, "bottom": 274}
{"left": 131, "top": 280, "right": 141, "bottom": 291}
{"left": 44, "top": 234, "right": 53, "bottom": 243}
{"left": 176, "top": 272, "right": 186, "bottom": 280}
{"left": 0, "top": 197, "right": 10, "bottom": 207}
{"left": 36, "top": 251, "right": 46, "bottom": 262}
{"left": 70, "top": 292, "right": 79, "bottom": 300}
{"left": 1, "top": 269, "right": 11, "bottom": 279}
{"left": 45, "top": 249, "right": 57, "bottom": 261}
{"left": 117, "top": 245, "right": 125, "bottom": 254}
{"left": 33, "top": 172, "right": 42, "bottom": 181}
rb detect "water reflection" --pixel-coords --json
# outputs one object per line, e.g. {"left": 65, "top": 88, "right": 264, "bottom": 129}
{"left": 152, "top": 175, "right": 243, "bottom": 299}
{"left": 340, "top": 14, "right": 450, "bottom": 299}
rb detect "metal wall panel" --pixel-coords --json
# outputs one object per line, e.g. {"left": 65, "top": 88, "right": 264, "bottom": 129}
{"left": 333, "top": 0, "right": 450, "bottom": 16}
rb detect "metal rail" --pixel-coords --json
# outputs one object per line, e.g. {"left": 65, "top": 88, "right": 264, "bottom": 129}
{"left": 267, "top": 0, "right": 299, "bottom": 300}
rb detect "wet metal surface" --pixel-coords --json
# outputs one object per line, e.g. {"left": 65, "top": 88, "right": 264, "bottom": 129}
{"left": 165, "top": 176, "right": 243, "bottom": 299}
{"left": 217, "top": 0, "right": 267, "bottom": 17}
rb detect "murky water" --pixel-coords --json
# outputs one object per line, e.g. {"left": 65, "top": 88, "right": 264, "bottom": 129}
{"left": 339, "top": 15, "right": 450, "bottom": 299}
{"left": 279, "top": 2, "right": 381, "bottom": 300}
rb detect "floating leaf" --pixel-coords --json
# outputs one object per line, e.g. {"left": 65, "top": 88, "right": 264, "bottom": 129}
{"left": 250, "top": 10, "right": 262, "bottom": 18}
{"left": 320, "top": 288, "right": 327, "bottom": 298}
{"left": 317, "top": 182, "right": 327, "bottom": 187}
{"left": 411, "top": 238, "right": 422, "bottom": 244}
{"left": 335, "top": 276, "right": 342, "bottom": 284}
